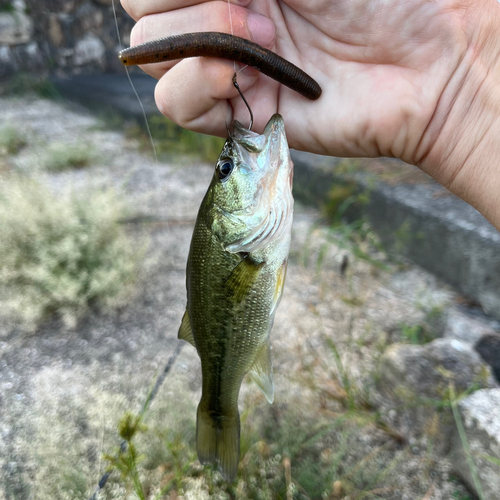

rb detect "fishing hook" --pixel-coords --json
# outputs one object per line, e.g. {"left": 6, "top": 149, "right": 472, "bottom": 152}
{"left": 232, "top": 73, "right": 253, "bottom": 131}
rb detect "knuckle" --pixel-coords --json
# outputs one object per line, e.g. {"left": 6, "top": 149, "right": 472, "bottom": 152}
{"left": 120, "top": 0, "right": 143, "bottom": 20}
{"left": 129, "top": 20, "right": 145, "bottom": 46}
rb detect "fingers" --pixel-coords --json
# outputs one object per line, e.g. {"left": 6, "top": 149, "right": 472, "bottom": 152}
{"left": 121, "top": 0, "right": 251, "bottom": 22}
{"left": 126, "top": 2, "right": 275, "bottom": 80}
{"left": 154, "top": 57, "right": 266, "bottom": 136}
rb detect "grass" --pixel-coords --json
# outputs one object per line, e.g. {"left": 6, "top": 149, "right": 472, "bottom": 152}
{"left": 0, "top": 125, "right": 27, "bottom": 155}
{"left": 99, "top": 402, "right": 409, "bottom": 500}
{"left": 44, "top": 142, "right": 95, "bottom": 171}
{"left": 0, "top": 174, "right": 140, "bottom": 330}
{"left": 400, "top": 323, "right": 434, "bottom": 345}
{"left": 3, "top": 72, "right": 61, "bottom": 99}
{"left": 124, "top": 115, "right": 225, "bottom": 163}
{"left": 0, "top": 1, "right": 14, "bottom": 13}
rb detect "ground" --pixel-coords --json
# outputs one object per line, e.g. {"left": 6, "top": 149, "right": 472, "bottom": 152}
{"left": 0, "top": 95, "right": 475, "bottom": 500}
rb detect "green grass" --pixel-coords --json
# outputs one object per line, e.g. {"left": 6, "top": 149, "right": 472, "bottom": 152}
{"left": 102, "top": 403, "right": 406, "bottom": 500}
{"left": 4, "top": 72, "right": 60, "bottom": 99}
{"left": 0, "top": 1, "right": 14, "bottom": 13}
{"left": 0, "top": 175, "right": 140, "bottom": 329}
{"left": 0, "top": 125, "right": 27, "bottom": 155}
{"left": 125, "top": 115, "right": 225, "bottom": 163}
{"left": 44, "top": 142, "right": 95, "bottom": 171}
{"left": 400, "top": 323, "right": 434, "bottom": 345}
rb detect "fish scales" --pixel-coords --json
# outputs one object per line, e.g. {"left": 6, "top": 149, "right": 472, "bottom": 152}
{"left": 179, "top": 114, "right": 294, "bottom": 481}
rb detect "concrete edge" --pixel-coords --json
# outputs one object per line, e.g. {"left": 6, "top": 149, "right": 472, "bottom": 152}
{"left": 291, "top": 151, "right": 500, "bottom": 321}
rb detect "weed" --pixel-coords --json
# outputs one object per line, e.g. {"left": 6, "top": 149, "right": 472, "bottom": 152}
{"left": 105, "top": 413, "right": 148, "bottom": 500}
{"left": 452, "top": 491, "right": 475, "bottom": 500}
{"left": 125, "top": 115, "right": 225, "bottom": 163}
{"left": 4, "top": 73, "right": 60, "bottom": 99}
{"left": 394, "top": 220, "right": 412, "bottom": 254}
{"left": 400, "top": 323, "right": 434, "bottom": 345}
{"left": 334, "top": 158, "right": 362, "bottom": 176}
{"left": 0, "top": 175, "right": 140, "bottom": 329}
{"left": 44, "top": 142, "right": 95, "bottom": 171}
{"left": 328, "top": 218, "right": 390, "bottom": 271}
{"left": 323, "top": 182, "right": 370, "bottom": 225}
{"left": 0, "top": 125, "right": 27, "bottom": 155}
{"left": 325, "top": 335, "right": 357, "bottom": 411}
{"left": 0, "top": 1, "right": 14, "bottom": 13}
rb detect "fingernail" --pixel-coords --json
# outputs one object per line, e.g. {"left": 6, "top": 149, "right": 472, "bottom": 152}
{"left": 247, "top": 12, "right": 275, "bottom": 47}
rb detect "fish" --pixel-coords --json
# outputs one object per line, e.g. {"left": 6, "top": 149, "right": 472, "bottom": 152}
{"left": 178, "top": 113, "right": 294, "bottom": 481}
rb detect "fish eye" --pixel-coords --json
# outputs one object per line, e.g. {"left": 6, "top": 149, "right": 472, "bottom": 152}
{"left": 217, "top": 159, "right": 234, "bottom": 182}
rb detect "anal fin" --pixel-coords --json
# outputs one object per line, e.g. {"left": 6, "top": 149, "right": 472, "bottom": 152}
{"left": 178, "top": 310, "right": 196, "bottom": 348}
{"left": 248, "top": 340, "right": 274, "bottom": 403}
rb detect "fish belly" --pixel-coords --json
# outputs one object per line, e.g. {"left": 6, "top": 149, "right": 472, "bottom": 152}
{"left": 187, "top": 217, "right": 273, "bottom": 481}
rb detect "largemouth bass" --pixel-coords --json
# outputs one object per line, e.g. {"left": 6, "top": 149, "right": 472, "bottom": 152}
{"left": 178, "top": 114, "right": 294, "bottom": 481}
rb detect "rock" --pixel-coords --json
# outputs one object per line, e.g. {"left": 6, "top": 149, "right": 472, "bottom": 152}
{"left": 376, "top": 338, "right": 496, "bottom": 451}
{"left": 0, "top": 11, "right": 32, "bottom": 45}
{"left": 475, "top": 334, "right": 500, "bottom": 382}
{"left": 0, "top": 45, "right": 16, "bottom": 77}
{"left": 444, "top": 307, "right": 499, "bottom": 346}
{"left": 450, "top": 388, "right": 500, "bottom": 500}
{"left": 73, "top": 34, "right": 105, "bottom": 66}
{"left": 48, "top": 13, "right": 64, "bottom": 46}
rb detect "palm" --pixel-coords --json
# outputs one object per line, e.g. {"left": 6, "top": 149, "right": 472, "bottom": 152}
{"left": 229, "top": 0, "right": 464, "bottom": 162}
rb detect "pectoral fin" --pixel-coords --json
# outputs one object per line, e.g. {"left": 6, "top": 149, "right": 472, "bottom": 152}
{"left": 225, "top": 255, "right": 264, "bottom": 303}
{"left": 178, "top": 310, "right": 196, "bottom": 348}
{"left": 248, "top": 340, "right": 274, "bottom": 403}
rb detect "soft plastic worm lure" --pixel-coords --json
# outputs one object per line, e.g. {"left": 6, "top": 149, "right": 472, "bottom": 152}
{"left": 119, "top": 32, "right": 322, "bottom": 100}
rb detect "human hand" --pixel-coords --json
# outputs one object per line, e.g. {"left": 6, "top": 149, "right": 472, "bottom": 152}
{"left": 121, "top": 0, "right": 500, "bottom": 227}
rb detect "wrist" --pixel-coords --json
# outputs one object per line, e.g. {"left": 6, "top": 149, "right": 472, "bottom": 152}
{"left": 416, "top": 0, "right": 500, "bottom": 228}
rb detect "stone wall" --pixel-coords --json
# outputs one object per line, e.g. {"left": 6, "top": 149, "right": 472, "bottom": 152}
{"left": 0, "top": 0, "right": 134, "bottom": 78}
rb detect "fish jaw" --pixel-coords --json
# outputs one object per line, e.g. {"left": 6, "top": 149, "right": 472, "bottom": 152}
{"left": 209, "top": 114, "right": 294, "bottom": 254}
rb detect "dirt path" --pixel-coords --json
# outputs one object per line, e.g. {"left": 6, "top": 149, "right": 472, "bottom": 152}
{"left": 0, "top": 95, "right": 471, "bottom": 500}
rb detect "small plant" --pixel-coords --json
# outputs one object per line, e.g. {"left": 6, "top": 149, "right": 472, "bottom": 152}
{"left": 0, "top": 176, "right": 140, "bottom": 329}
{"left": 323, "top": 182, "right": 370, "bottom": 224}
{"left": 125, "top": 115, "right": 225, "bottom": 163}
{"left": 400, "top": 323, "right": 434, "bottom": 345}
{"left": 0, "top": 0, "right": 14, "bottom": 13}
{"left": 0, "top": 125, "right": 27, "bottom": 155}
{"left": 44, "top": 142, "right": 95, "bottom": 171}
{"left": 105, "top": 413, "right": 148, "bottom": 500}
{"left": 452, "top": 491, "right": 475, "bottom": 500}
{"left": 5, "top": 73, "right": 60, "bottom": 99}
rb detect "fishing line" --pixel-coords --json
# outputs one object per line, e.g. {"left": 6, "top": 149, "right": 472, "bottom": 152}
{"left": 87, "top": 342, "right": 185, "bottom": 500}
{"left": 227, "top": 0, "right": 253, "bottom": 130}
{"left": 227, "top": 0, "right": 236, "bottom": 73}
{"left": 112, "top": 0, "right": 158, "bottom": 163}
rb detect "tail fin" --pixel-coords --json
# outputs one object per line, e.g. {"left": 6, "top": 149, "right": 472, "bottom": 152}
{"left": 196, "top": 405, "right": 240, "bottom": 482}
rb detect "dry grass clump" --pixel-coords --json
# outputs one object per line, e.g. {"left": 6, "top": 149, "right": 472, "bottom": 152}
{"left": 0, "top": 175, "right": 140, "bottom": 330}
{"left": 44, "top": 142, "right": 95, "bottom": 171}
{"left": 0, "top": 125, "right": 27, "bottom": 155}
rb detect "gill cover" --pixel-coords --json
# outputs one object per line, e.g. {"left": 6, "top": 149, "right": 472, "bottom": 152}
{"left": 208, "top": 114, "right": 294, "bottom": 254}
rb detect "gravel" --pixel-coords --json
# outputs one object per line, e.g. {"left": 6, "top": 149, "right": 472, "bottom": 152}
{"left": 0, "top": 95, "right": 479, "bottom": 500}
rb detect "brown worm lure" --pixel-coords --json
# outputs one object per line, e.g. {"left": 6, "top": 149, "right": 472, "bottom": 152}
{"left": 119, "top": 32, "right": 322, "bottom": 100}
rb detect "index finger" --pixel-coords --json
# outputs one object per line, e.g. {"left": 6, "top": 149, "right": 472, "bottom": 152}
{"left": 121, "top": 0, "right": 251, "bottom": 21}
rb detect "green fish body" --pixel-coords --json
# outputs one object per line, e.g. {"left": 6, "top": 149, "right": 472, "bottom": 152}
{"left": 178, "top": 114, "right": 294, "bottom": 481}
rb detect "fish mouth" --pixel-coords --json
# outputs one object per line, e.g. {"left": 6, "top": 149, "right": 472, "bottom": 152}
{"left": 263, "top": 114, "right": 285, "bottom": 137}
{"left": 222, "top": 114, "right": 294, "bottom": 254}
